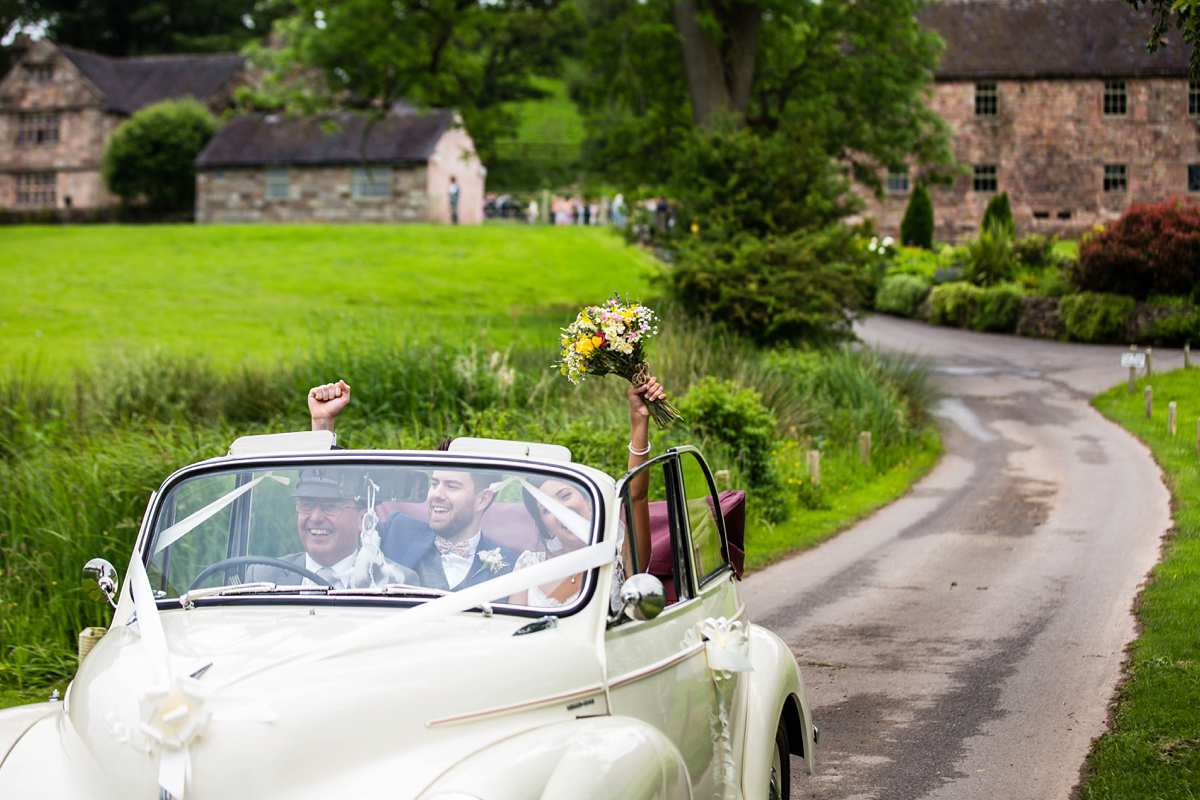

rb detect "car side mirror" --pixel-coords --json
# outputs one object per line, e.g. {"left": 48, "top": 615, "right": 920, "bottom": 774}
{"left": 82, "top": 558, "right": 119, "bottom": 608}
{"left": 620, "top": 573, "right": 666, "bottom": 621}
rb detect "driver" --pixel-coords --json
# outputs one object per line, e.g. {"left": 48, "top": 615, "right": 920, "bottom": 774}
{"left": 246, "top": 469, "right": 418, "bottom": 589}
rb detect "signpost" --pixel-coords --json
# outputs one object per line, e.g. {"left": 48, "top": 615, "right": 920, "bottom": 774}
{"left": 1123, "top": 350, "right": 1146, "bottom": 393}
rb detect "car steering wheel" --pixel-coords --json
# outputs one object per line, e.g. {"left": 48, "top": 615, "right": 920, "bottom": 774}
{"left": 188, "top": 555, "right": 333, "bottom": 592}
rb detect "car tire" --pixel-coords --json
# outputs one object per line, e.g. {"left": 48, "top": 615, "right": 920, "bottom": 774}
{"left": 769, "top": 716, "right": 790, "bottom": 800}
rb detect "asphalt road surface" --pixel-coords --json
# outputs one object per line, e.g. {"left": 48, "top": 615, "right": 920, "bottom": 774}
{"left": 742, "top": 315, "right": 1179, "bottom": 800}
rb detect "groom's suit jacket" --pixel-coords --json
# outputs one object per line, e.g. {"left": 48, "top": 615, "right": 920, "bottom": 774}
{"left": 379, "top": 510, "right": 519, "bottom": 592}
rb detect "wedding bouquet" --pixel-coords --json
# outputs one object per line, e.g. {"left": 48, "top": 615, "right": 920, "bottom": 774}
{"left": 558, "top": 295, "right": 681, "bottom": 427}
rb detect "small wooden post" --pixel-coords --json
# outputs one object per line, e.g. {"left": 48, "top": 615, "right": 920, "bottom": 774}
{"left": 1145, "top": 386, "right": 1153, "bottom": 419}
{"left": 807, "top": 449, "right": 821, "bottom": 487}
{"left": 1186, "top": 343, "right": 1192, "bottom": 369}
{"left": 1146, "top": 347, "right": 1153, "bottom": 377}
{"left": 859, "top": 431, "right": 872, "bottom": 465}
{"left": 1129, "top": 344, "right": 1138, "bottom": 393}
{"left": 715, "top": 469, "right": 730, "bottom": 488}
{"left": 1169, "top": 402, "right": 1177, "bottom": 436}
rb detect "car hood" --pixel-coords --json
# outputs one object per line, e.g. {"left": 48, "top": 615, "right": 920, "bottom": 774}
{"left": 47, "top": 606, "right": 606, "bottom": 799}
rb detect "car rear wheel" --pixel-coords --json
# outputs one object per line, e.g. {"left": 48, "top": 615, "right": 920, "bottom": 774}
{"left": 769, "top": 717, "right": 790, "bottom": 800}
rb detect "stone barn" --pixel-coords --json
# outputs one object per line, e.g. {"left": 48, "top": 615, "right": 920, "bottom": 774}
{"left": 862, "top": 0, "right": 1200, "bottom": 241}
{"left": 194, "top": 110, "right": 485, "bottom": 224}
{"left": 0, "top": 38, "right": 244, "bottom": 210}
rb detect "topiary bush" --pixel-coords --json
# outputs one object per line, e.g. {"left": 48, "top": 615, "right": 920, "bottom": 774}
{"left": 1073, "top": 197, "right": 1200, "bottom": 300}
{"left": 929, "top": 282, "right": 981, "bottom": 328}
{"left": 1058, "top": 292, "right": 1135, "bottom": 343}
{"left": 972, "top": 284, "right": 1023, "bottom": 332}
{"left": 875, "top": 274, "right": 930, "bottom": 317}
{"left": 981, "top": 191, "right": 1013, "bottom": 233}
{"left": 900, "top": 184, "right": 935, "bottom": 249}
{"left": 102, "top": 98, "right": 217, "bottom": 212}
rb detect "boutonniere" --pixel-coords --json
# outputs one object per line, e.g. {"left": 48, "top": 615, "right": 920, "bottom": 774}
{"left": 472, "top": 547, "right": 508, "bottom": 578}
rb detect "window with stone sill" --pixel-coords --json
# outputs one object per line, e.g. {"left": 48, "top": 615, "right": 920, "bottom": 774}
{"left": 1103, "top": 81, "right": 1127, "bottom": 116}
{"left": 16, "top": 113, "right": 59, "bottom": 146}
{"left": 26, "top": 65, "right": 53, "bottom": 83}
{"left": 264, "top": 169, "right": 289, "bottom": 200}
{"left": 972, "top": 164, "right": 997, "bottom": 193}
{"left": 886, "top": 167, "right": 909, "bottom": 193}
{"left": 352, "top": 168, "right": 391, "bottom": 199}
{"left": 15, "top": 172, "right": 56, "bottom": 206}
{"left": 1188, "top": 165, "right": 1200, "bottom": 193}
{"left": 974, "top": 82, "right": 998, "bottom": 116}
{"left": 1103, "top": 164, "right": 1127, "bottom": 193}
{"left": 1190, "top": 82, "right": 1200, "bottom": 116}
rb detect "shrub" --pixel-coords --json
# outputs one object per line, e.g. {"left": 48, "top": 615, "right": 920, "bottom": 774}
{"left": 972, "top": 284, "right": 1023, "bottom": 332}
{"left": 963, "top": 219, "right": 1018, "bottom": 287}
{"left": 102, "top": 98, "right": 217, "bottom": 212}
{"left": 1142, "top": 306, "right": 1200, "bottom": 347}
{"left": 929, "top": 282, "right": 981, "bottom": 328}
{"left": 1074, "top": 197, "right": 1200, "bottom": 300}
{"left": 1013, "top": 233, "right": 1057, "bottom": 269}
{"left": 900, "top": 184, "right": 935, "bottom": 249}
{"left": 875, "top": 274, "right": 930, "bottom": 317}
{"left": 1059, "top": 292, "right": 1135, "bottom": 343}
{"left": 981, "top": 191, "right": 1013, "bottom": 233}
{"left": 663, "top": 226, "right": 870, "bottom": 346}
{"left": 676, "top": 378, "right": 787, "bottom": 523}
{"left": 887, "top": 245, "right": 946, "bottom": 281}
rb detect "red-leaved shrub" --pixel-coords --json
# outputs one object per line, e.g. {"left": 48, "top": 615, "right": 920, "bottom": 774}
{"left": 1074, "top": 197, "right": 1200, "bottom": 300}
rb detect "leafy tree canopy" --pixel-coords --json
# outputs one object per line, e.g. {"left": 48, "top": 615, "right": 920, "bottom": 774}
{"left": 1122, "top": 0, "right": 1200, "bottom": 77}
{"left": 574, "top": 0, "right": 954, "bottom": 194}
{"left": 242, "top": 0, "right": 583, "bottom": 160}
{"left": 101, "top": 97, "right": 217, "bottom": 211}
{"left": 12, "top": 0, "right": 289, "bottom": 55}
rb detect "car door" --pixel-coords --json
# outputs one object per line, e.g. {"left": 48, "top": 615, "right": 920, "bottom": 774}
{"left": 604, "top": 448, "right": 742, "bottom": 798}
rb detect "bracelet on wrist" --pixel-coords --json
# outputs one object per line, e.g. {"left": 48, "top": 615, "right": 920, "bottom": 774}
{"left": 628, "top": 441, "right": 651, "bottom": 456}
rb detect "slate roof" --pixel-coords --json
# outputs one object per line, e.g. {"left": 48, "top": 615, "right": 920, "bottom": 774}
{"left": 195, "top": 111, "right": 458, "bottom": 168}
{"left": 922, "top": 0, "right": 1193, "bottom": 80}
{"left": 58, "top": 46, "right": 244, "bottom": 114}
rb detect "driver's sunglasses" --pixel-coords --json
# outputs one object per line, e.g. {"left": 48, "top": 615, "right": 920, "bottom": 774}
{"left": 294, "top": 499, "right": 356, "bottom": 515}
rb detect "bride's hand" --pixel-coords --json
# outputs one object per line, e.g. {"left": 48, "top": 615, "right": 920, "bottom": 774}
{"left": 628, "top": 377, "right": 665, "bottom": 419}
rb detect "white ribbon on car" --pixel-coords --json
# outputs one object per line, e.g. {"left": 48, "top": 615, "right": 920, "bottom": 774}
{"left": 127, "top": 557, "right": 277, "bottom": 800}
{"left": 681, "top": 617, "right": 752, "bottom": 800}
{"left": 153, "top": 473, "right": 291, "bottom": 555}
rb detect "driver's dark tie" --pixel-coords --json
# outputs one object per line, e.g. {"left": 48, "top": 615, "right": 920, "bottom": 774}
{"left": 317, "top": 567, "right": 342, "bottom": 589}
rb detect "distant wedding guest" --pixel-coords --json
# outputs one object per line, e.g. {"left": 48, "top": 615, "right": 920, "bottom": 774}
{"left": 611, "top": 194, "right": 626, "bottom": 227}
{"left": 447, "top": 176, "right": 460, "bottom": 225}
{"left": 527, "top": 198, "right": 539, "bottom": 224}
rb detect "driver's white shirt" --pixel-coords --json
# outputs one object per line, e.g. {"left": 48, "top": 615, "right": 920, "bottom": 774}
{"left": 442, "top": 531, "right": 482, "bottom": 589}
{"left": 304, "top": 552, "right": 356, "bottom": 589}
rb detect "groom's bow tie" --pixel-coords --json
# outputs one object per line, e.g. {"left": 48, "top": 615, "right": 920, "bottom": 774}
{"left": 435, "top": 536, "right": 472, "bottom": 558}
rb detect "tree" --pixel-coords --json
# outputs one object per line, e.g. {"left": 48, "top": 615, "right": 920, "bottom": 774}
{"left": 14, "top": 0, "right": 290, "bottom": 56}
{"left": 1122, "top": 0, "right": 1200, "bottom": 77}
{"left": 102, "top": 98, "right": 217, "bottom": 211}
{"left": 900, "top": 184, "right": 934, "bottom": 249}
{"left": 980, "top": 191, "right": 1013, "bottom": 235}
{"left": 244, "top": 0, "right": 582, "bottom": 161}
{"left": 574, "top": 0, "right": 955, "bottom": 192}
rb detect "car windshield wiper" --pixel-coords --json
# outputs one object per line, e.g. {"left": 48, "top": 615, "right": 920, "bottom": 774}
{"left": 178, "top": 582, "right": 333, "bottom": 605}
{"left": 329, "top": 584, "right": 450, "bottom": 598}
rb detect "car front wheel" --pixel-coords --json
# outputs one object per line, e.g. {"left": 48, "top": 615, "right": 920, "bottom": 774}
{"left": 769, "top": 717, "right": 790, "bottom": 800}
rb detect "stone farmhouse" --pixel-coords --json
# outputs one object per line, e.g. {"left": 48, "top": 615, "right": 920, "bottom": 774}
{"left": 194, "top": 110, "right": 485, "bottom": 225}
{"left": 0, "top": 38, "right": 244, "bottom": 210}
{"left": 863, "top": 0, "right": 1199, "bottom": 241}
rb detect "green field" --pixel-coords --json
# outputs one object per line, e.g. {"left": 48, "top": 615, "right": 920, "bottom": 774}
{"left": 1084, "top": 368, "right": 1200, "bottom": 797}
{"left": 0, "top": 224, "right": 655, "bottom": 376}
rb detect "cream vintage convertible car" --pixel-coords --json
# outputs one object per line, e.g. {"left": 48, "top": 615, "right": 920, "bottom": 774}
{"left": 0, "top": 432, "right": 815, "bottom": 799}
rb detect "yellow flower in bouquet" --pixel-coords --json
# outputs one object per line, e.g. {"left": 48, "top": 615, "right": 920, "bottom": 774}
{"left": 557, "top": 295, "right": 681, "bottom": 427}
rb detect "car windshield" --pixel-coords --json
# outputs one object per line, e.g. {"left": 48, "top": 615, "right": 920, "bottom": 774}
{"left": 145, "top": 460, "right": 601, "bottom": 612}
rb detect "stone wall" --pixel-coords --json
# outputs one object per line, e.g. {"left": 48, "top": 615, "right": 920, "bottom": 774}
{"left": 862, "top": 76, "right": 1200, "bottom": 242}
{"left": 196, "top": 164, "right": 431, "bottom": 223}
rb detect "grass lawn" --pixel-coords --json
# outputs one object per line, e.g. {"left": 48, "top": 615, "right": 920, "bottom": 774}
{"left": 0, "top": 224, "right": 656, "bottom": 377}
{"left": 1083, "top": 368, "right": 1200, "bottom": 797}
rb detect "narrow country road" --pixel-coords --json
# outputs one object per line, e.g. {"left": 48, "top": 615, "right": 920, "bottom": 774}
{"left": 743, "top": 315, "right": 1179, "bottom": 800}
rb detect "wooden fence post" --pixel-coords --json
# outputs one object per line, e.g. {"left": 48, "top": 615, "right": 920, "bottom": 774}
{"left": 1146, "top": 347, "right": 1153, "bottom": 377}
{"left": 807, "top": 450, "right": 821, "bottom": 487}
{"left": 859, "top": 431, "right": 871, "bottom": 465}
{"left": 1145, "top": 386, "right": 1153, "bottom": 420}
{"left": 1129, "top": 344, "right": 1138, "bottom": 393}
{"left": 1169, "top": 401, "right": 1177, "bottom": 436}
{"left": 1186, "top": 343, "right": 1192, "bottom": 369}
